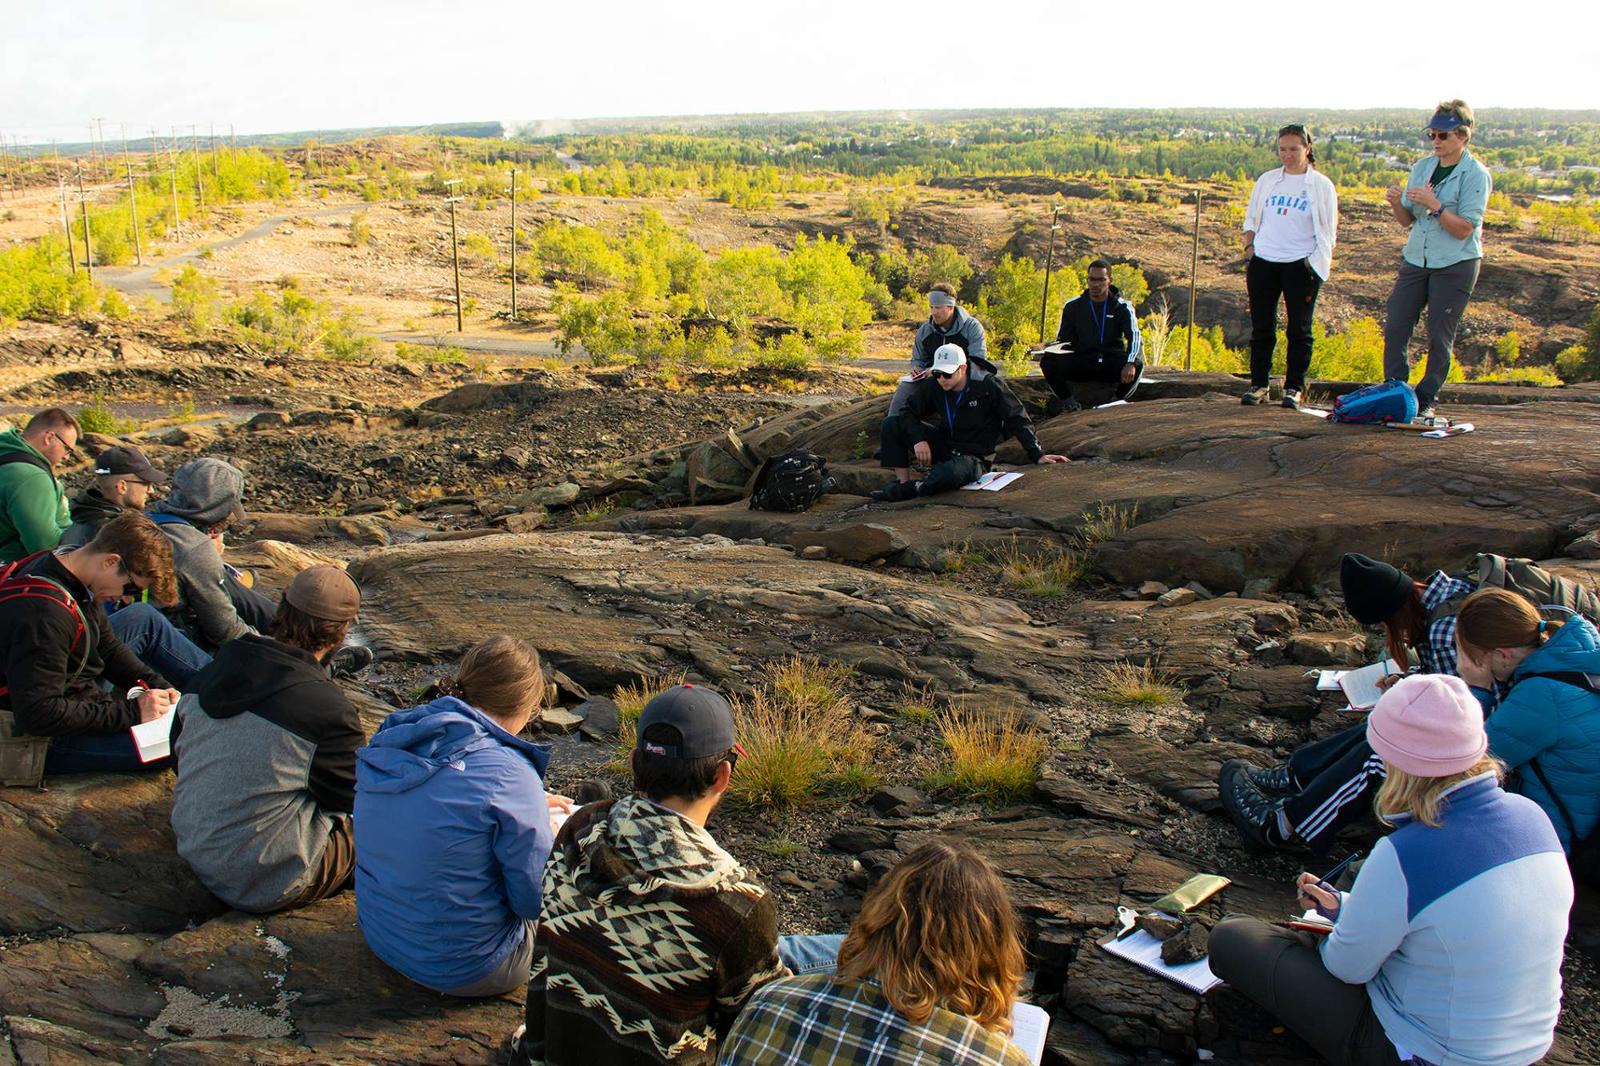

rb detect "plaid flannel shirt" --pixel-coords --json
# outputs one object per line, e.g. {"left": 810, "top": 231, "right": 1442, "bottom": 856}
{"left": 1419, "top": 570, "right": 1477, "bottom": 677}
{"left": 718, "top": 974, "right": 1032, "bottom": 1066}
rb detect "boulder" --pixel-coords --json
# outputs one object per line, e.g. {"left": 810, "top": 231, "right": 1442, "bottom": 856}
{"left": 575, "top": 696, "right": 621, "bottom": 742}
{"left": 246, "top": 514, "right": 389, "bottom": 546}
{"left": 245, "top": 411, "right": 292, "bottom": 431}
{"left": 789, "top": 523, "right": 909, "bottom": 563}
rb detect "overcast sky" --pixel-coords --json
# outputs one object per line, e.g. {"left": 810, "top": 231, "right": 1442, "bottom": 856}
{"left": 7, "top": 0, "right": 1599, "bottom": 145}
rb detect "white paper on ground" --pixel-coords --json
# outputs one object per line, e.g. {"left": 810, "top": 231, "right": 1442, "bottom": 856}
{"left": 1298, "top": 406, "right": 1332, "bottom": 418}
{"left": 1100, "top": 928, "right": 1222, "bottom": 994}
{"left": 1009, "top": 1003, "right": 1050, "bottom": 1065}
{"left": 1339, "top": 658, "right": 1404, "bottom": 710}
{"left": 1316, "top": 670, "right": 1346, "bottom": 691}
{"left": 1093, "top": 399, "right": 1129, "bottom": 408}
{"left": 961, "top": 470, "right": 1024, "bottom": 492}
{"left": 1422, "top": 422, "right": 1474, "bottom": 438}
{"left": 130, "top": 711, "right": 176, "bottom": 764}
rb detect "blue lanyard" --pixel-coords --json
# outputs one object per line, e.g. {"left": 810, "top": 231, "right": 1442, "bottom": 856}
{"left": 1090, "top": 298, "right": 1109, "bottom": 346}
{"left": 944, "top": 388, "right": 967, "bottom": 433}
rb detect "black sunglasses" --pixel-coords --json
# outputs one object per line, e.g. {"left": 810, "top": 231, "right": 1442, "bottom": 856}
{"left": 931, "top": 369, "right": 956, "bottom": 380}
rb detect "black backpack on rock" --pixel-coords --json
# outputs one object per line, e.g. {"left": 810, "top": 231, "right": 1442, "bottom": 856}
{"left": 748, "top": 450, "right": 833, "bottom": 513}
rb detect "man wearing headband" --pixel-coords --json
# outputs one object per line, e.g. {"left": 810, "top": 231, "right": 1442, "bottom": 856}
{"left": 1380, "top": 100, "right": 1491, "bottom": 421}
{"left": 886, "top": 281, "right": 993, "bottom": 418}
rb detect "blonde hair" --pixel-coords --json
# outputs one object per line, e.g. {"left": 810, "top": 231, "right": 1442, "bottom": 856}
{"left": 835, "top": 841, "right": 1023, "bottom": 1034}
{"left": 454, "top": 635, "right": 547, "bottom": 726}
{"left": 1376, "top": 755, "right": 1503, "bottom": 828}
{"left": 1435, "top": 99, "right": 1475, "bottom": 142}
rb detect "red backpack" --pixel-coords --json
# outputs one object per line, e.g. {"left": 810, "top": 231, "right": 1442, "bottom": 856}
{"left": 0, "top": 551, "right": 92, "bottom": 699}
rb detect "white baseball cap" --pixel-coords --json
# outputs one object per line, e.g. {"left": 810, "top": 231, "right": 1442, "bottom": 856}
{"left": 931, "top": 344, "right": 967, "bottom": 375}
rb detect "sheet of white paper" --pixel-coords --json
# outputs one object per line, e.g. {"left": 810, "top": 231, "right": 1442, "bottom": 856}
{"left": 1100, "top": 929, "right": 1222, "bottom": 994}
{"left": 130, "top": 712, "right": 175, "bottom": 764}
{"left": 1422, "top": 422, "right": 1474, "bottom": 438}
{"left": 1009, "top": 1003, "right": 1050, "bottom": 1065}
{"left": 1093, "top": 399, "right": 1129, "bottom": 409}
{"left": 1338, "top": 659, "right": 1404, "bottom": 710}
{"left": 898, "top": 374, "right": 916, "bottom": 383}
{"left": 1316, "top": 670, "right": 1346, "bottom": 691}
{"left": 961, "top": 470, "right": 1024, "bottom": 492}
{"left": 1299, "top": 405, "right": 1332, "bottom": 418}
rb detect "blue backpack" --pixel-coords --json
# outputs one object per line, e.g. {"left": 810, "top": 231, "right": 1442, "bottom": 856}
{"left": 1328, "top": 379, "right": 1418, "bottom": 425}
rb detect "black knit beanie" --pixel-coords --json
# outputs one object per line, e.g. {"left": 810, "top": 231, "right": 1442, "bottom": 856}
{"left": 1341, "top": 553, "right": 1413, "bottom": 625}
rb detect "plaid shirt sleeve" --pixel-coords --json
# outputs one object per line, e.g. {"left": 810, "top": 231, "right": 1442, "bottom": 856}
{"left": 1417, "top": 571, "right": 1477, "bottom": 676}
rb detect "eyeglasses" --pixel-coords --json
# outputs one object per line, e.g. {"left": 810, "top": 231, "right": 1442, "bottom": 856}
{"left": 1424, "top": 130, "right": 1456, "bottom": 142}
{"left": 931, "top": 369, "right": 956, "bottom": 380}
{"left": 50, "top": 432, "right": 79, "bottom": 459}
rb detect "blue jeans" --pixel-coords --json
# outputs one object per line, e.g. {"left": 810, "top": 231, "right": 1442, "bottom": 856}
{"left": 779, "top": 934, "right": 844, "bottom": 975}
{"left": 45, "top": 730, "right": 172, "bottom": 774}
{"left": 108, "top": 603, "right": 212, "bottom": 688}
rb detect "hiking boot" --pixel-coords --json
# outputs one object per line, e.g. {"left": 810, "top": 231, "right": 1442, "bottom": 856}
{"left": 1244, "top": 760, "right": 1298, "bottom": 796}
{"left": 330, "top": 644, "right": 374, "bottom": 679}
{"left": 1241, "top": 387, "right": 1270, "bottom": 406}
{"left": 1281, "top": 389, "right": 1302, "bottom": 411}
{"left": 870, "top": 480, "right": 918, "bottom": 503}
{"left": 1219, "top": 759, "right": 1289, "bottom": 851}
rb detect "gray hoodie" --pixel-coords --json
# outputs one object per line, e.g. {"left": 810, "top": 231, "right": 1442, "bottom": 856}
{"left": 150, "top": 458, "right": 253, "bottom": 648}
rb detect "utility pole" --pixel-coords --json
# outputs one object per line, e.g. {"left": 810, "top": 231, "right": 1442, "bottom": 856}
{"left": 76, "top": 165, "right": 93, "bottom": 280}
{"left": 510, "top": 169, "right": 518, "bottom": 321}
{"left": 168, "top": 128, "right": 182, "bottom": 237}
{"left": 209, "top": 122, "right": 219, "bottom": 183}
{"left": 230, "top": 123, "right": 236, "bottom": 151}
{"left": 1186, "top": 192, "right": 1202, "bottom": 372}
{"left": 122, "top": 126, "right": 143, "bottom": 266}
{"left": 0, "top": 133, "right": 10, "bottom": 202}
{"left": 1037, "top": 204, "right": 1060, "bottom": 346}
{"left": 91, "top": 118, "right": 106, "bottom": 180}
{"left": 59, "top": 176, "right": 77, "bottom": 275}
{"left": 191, "top": 125, "right": 205, "bottom": 212}
{"left": 444, "top": 179, "right": 464, "bottom": 332}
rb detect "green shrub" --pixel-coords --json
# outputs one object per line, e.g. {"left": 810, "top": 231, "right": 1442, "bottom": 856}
{"left": 76, "top": 396, "right": 136, "bottom": 435}
{"left": 170, "top": 265, "right": 222, "bottom": 332}
{"left": 1556, "top": 344, "right": 1597, "bottom": 383}
{"left": 0, "top": 239, "right": 97, "bottom": 322}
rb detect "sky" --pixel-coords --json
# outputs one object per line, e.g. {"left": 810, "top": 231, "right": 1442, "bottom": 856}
{"left": 6, "top": 0, "right": 1600, "bottom": 145}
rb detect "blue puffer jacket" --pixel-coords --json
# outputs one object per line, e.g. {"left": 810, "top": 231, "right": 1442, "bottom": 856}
{"left": 354, "top": 697, "right": 553, "bottom": 992}
{"left": 1481, "top": 616, "right": 1600, "bottom": 853}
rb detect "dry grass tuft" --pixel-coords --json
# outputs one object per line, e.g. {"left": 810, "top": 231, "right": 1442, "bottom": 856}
{"left": 930, "top": 712, "right": 1049, "bottom": 805}
{"left": 612, "top": 673, "right": 687, "bottom": 758}
{"left": 1089, "top": 662, "right": 1186, "bottom": 706}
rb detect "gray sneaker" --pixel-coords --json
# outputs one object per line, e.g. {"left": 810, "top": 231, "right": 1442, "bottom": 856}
{"left": 1281, "top": 389, "right": 1302, "bottom": 410}
{"left": 1241, "top": 387, "right": 1271, "bottom": 406}
{"left": 1414, "top": 406, "right": 1438, "bottom": 424}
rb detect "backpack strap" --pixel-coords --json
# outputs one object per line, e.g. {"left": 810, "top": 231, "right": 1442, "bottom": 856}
{"left": 0, "top": 452, "right": 53, "bottom": 476}
{"left": 0, "top": 571, "right": 93, "bottom": 698}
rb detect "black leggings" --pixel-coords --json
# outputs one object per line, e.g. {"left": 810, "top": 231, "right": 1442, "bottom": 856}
{"left": 1247, "top": 256, "right": 1322, "bottom": 391}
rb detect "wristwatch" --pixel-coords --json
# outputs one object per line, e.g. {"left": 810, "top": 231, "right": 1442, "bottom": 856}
{"left": 1427, "top": 206, "right": 1445, "bottom": 220}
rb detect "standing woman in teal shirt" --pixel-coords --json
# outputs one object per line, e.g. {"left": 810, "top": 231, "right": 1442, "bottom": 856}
{"left": 1381, "top": 101, "right": 1492, "bottom": 419}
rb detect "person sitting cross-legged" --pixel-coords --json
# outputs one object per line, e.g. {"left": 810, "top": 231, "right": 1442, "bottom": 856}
{"left": 0, "top": 511, "right": 200, "bottom": 774}
{"left": 356, "top": 635, "right": 570, "bottom": 997}
{"left": 1209, "top": 675, "right": 1570, "bottom": 1066}
{"left": 719, "top": 840, "right": 1034, "bottom": 1066}
{"left": 170, "top": 565, "right": 365, "bottom": 914}
{"left": 873, "top": 344, "right": 1067, "bottom": 502}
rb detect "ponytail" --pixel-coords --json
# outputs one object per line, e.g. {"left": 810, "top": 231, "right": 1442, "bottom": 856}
{"left": 1456, "top": 588, "right": 1560, "bottom": 657}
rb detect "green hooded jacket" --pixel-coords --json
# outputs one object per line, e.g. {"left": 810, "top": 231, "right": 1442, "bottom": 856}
{"left": 0, "top": 428, "right": 70, "bottom": 563}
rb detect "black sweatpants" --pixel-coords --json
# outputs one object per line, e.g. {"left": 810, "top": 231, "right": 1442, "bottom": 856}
{"left": 1039, "top": 351, "right": 1141, "bottom": 403}
{"left": 1280, "top": 722, "right": 1387, "bottom": 854}
{"left": 1246, "top": 256, "right": 1322, "bottom": 391}
{"left": 1210, "top": 917, "right": 1405, "bottom": 1066}
{"left": 877, "top": 417, "right": 985, "bottom": 495}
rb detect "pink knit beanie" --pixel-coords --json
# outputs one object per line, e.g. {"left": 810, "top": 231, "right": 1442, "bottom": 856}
{"left": 1366, "top": 674, "right": 1487, "bottom": 777}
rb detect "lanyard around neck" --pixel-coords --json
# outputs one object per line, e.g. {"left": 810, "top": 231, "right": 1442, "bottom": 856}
{"left": 944, "top": 388, "right": 967, "bottom": 433}
{"left": 1090, "top": 298, "right": 1109, "bottom": 346}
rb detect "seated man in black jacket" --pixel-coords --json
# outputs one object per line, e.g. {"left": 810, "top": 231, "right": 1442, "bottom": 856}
{"left": 872, "top": 344, "right": 1067, "bottom": 502}
{"left": 1037, "top": 260, "right": 1144, "bottom": 413}
{"left": 0, "top": 511, "right": 195, "bottom": 774}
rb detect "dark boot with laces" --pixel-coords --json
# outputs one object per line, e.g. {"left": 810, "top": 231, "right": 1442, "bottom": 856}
{"left": 1244, "top": 760, "right": 1298, "bottom": 797}
{"left": 1219, "top": 759, "right": 1290, "bottom": 851}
